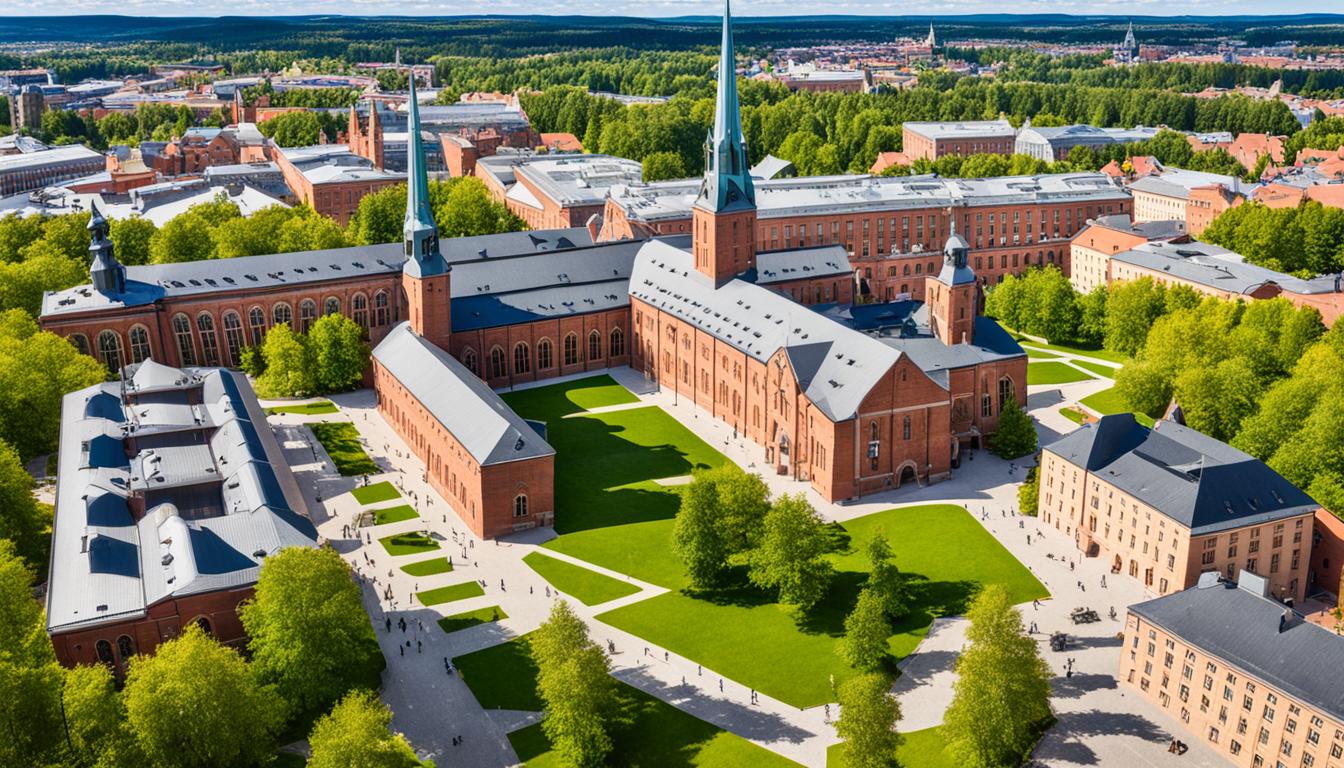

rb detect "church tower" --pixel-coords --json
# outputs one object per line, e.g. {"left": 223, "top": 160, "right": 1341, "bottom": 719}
{"left": 400, "top": 75, "right": 452, "bottom": 351}
{"left": 88, "top": 200, "right": 125, "bottom": 298}
{"left": 692, "top": 0, "right": 756, "bottom": 286}
{"left": 926, "top": 224, "right": 977, "bottom": 347}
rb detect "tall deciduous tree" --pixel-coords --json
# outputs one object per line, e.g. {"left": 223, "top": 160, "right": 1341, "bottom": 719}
{"left": 0, "top": 311, "right": 105, "bottom": 459}
{"left": 122, "top": 626, "right": 284, "bottom": 768}
{"left": 1018, "top": 463, "right": 1041, "bottom": 517}
{"left": 62, "top": 662, "right": 143, "bottom": 766}
{"left": 989, "top": 399, "right": 1037, "bottom": 460}
{"left": 241, "top": 547, "right": 383, "bottom": 717}
{"left": 0, "top": 440, "right": 51, "bottom": 570}
{"left": 749, "top": 494, "right": 833, "bottom": 610}
{"left": 529, "top": 601, "right": 622, "bottom": 768}
{"left": 307, "top": 314, "right": 370, "bottom": 394}
{"left": 835, "top": 672, "right": 902, "bottom": 768}
{"left": 1104, "top": 277, "right": 1167, "bottom": 357}
{"left": 673, "top": 464, "right": 769, "bottom": 589}
{"left": 0, "top": 539, "right": 64, "bottom": 767}
{"left": 255, "top": 323, "right": 314, "bottom": 398}
{"left": 864, "top": 530, "right": 909, "bottom": 620}
{"left": 307, "top": 690, "right": 423, "bottom": 768}
{"left": 943, "top": 585, "right": 1052, "bottom": 768}
{"left": 108, "top": 216, "right": 157, "bottom": 266}
{"left": 839, "top": 588, "right": 891, "bottom": 672}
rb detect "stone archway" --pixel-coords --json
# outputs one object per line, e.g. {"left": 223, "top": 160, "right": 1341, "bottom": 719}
{"left": 896, "top": 461, "right": 918, "bottom": 488}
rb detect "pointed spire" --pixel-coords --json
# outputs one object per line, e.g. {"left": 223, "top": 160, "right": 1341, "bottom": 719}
{"left": 87, "top": 199, "right": 125, "bottom": 297}
{"left": 697, "top": 0, "right": 754, "bottom": 214}
{"left": 402, "top": 72, "right": 442, "bottom": 276}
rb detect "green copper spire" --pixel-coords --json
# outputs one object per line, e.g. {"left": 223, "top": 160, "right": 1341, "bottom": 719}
{"left": 696, "top": 0, "right": 754, "bottom": 214}
{"left": 403, "top": 73, "right": 444, "bottom": 277}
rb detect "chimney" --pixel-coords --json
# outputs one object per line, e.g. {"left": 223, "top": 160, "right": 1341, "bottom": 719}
{"left": 585, "top": 213, "right": 603, "bottom": 243}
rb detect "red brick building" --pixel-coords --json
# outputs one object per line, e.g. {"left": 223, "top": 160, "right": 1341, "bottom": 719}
{"left": 273, "top": 143, "right": 401, "bottom": 225}
{"left": 901, "top": 119, "right": 1016, "bottom": 161}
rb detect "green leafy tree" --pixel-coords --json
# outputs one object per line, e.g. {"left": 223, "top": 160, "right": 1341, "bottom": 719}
{"left": 749, "top": 493, "right": 832, "bottom": 610}
{"left": 642, "top": 150, "right": 687, "bottom": 181}
{"left": 0, "top": 251, "right": 89, "bottom": 315}
{"left": 839, "top": 588, "right": 891, "bottom": 672}
{"left": 529, "top": 601, "right": 623, "bottom": 768}
{"left": 149, "top": 212, "right": 217, "bottom": 264}
{"left": 1104, "top": 277, "right": 1167, "bottom": 357}
{"left": 864, "top": 530, "right": 909, "bottom": 620}
{"left": 255, "top": 323, "right": 314, "bottom": 398}
{"left": 241, "top": 547, "right": 383, "bottom": 717}
{"left": 673, "top": 464, "right": 770, "bottom": 589}
{"left": 0, "top": 440, "right": 51, "bottom": 569}
{"left": 122, "top": 626, "right": 284, "bottom": 768}
{"left": 1018, "top": 463, "right": 1040, "bottom": 517}
{"left": 989, "top": 399, "right": 1036, "bottom": 459}
{"left": 259, "top": 111, "right": 324, "bottom": 147}
{"left": 307, "top": 690, "right": 424, "bottom": 768}
{"left": 943, "top": 585, "right": 1052, "bottom": 768}
{"left": 108, "top": 216, "right": 157, "bottom": 266}
{"left": 436, "top": 177, "right": 526, "bottom": 238}
{"left": 835, "top": 672, "right": 902, "bottom": 768}
{"left": 0, "top": 312, "right": 106, "bottom": 459}
{"left": 307, "top": 314, "right": 370, "bottom": 393}
{"left": 0, "top": 539, "right": 64, "bottom": 767}
{"left": 62, "top": 663, "right": 143, "bottom": 767}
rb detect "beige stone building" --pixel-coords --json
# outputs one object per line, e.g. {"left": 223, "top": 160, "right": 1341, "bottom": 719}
{"left": 1123, "top": 570, "right": 1344, "bottom": 768}
{"left": 1068, "top": 215, "right": 1186, "bottom": 294}
{"left": 1039, "top": 414, "right": 1318, "bottom": 603}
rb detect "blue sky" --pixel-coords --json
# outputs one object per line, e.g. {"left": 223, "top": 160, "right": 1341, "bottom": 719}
{"left": 5, "top": 0, "right": 1344, "bottom": 17}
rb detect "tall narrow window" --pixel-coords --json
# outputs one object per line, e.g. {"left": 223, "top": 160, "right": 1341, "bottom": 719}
{"left": 128, "top": 325, "right": 151, "bottom": 363}
{"left": 537, "top": 339, "right": 553, "bottom": 369}
{"left": 323, "top": 297, "right": 340, "bottom": 316}
{"left": 609, "top": 327, "right": 625, "bottom": 358}
{"left": 97, "top": 330, "right": 123, "bottom": 374}
{"left": 197, "top": 313, "right": 220, "bottom": 367}
{"left": 172, "top": 314, "right": 196, "bottom": 365}
{"left": 248, "top": 307, "right": 266, "bottom": 345}
{"left": 489, "top": 347, "right": 506, "bottom": 379}
{"left": 222, "top": 312, "right": 244, "bottom": 366}
{"left": 462, "top": 348, "right": 477, "bottom": 374}
{"left": 588, "top": 330, "right": 602, "bottom": 361}
{"left": 513, "top": 342, "right": 531, "bottom": 374}
{"left": 352, "top": 294, "right": 368, "bottom": 328}
{"left": 69, "top": 333, "right": 91, "bottom": 356}
{"left": 272, "top": 302, "right": 292, "bottom": 328}
{"left": 563, "top": 333, "right": 578, "bottom": 366}
{"left": 374, "top": 291, "right": 389, "bottom": 326}
{"left": 299, "top": 299, "right": 317, "bottom": 333}
{"left": 514, "top": 494, "right": 529, "bottom": 517}
{"left": 998, "top": 377, "right": 1015, "bottom": 412}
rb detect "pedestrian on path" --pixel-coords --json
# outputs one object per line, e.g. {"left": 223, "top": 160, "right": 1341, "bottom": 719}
{"left": 719, "top": 679, "right": 723, "bottom": 692}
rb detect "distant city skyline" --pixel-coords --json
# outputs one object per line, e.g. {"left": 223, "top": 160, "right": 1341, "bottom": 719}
{"left": 6, "top": 1, "right": 1344, "bottom": 19}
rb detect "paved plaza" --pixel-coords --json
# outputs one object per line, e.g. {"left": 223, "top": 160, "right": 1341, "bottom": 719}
{"left": 260, "top": 355, "right": 1228, "bottom": 768}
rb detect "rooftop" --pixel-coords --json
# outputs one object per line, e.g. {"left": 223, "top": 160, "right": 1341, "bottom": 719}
{"left": 1111, "top": 240, "right": 1341, "bottom": 297}
{"left": 902, "top": 119, "right": 1016, "bottom": 141}
{"left": 477, "top": 154, "right": 644, "bottom": 208}
{"left": 0, "top": 143, "right": 103, "bottom": 175}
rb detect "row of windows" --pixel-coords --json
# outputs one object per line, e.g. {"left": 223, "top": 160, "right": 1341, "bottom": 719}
{"left": 463, "top": 328, "right": 625, "bottom": 379}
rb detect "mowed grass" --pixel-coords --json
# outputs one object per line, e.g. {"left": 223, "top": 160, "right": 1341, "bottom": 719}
{"left": 438, "top": 605, "right": 507, "bottom": 633}
{"left": 379, "top": 531, "right": 439, "bottom": 557}
{"left": 522, "top": 552, "right": 641, "bottom": 606}
{"left": 400, "top": 557, "right": 454, "bottom": 577}
{"left": 1081, "top": 386, "right": 1156, "bottom": 428}
{"left": 502, "top": 374, "right": 639, "bottom": 417}
{"left": 1017, "top": 337, "right": 1128, "bottom": 364}
{"left": 309, "top": 422, "right": 378, "bottom": 476}
{"left": 373, "top": 504, "right": 418, "bottom": 525}
{"left": 1027, "top": 361, "right": 1093, "bottom": 385}
{"left": 418, "top": 581, "right": 486, "bottom": 606}
{"left": 826, "top": 727, "right": 955, "bottom": 768}
{"left": 597, "top": 505, "right": 1048, "bottom": 708}
{"left": 265, "top": 400, "right": 337, "bottom": 416}
{"left": 1059, "top": 407, "right": 1087, "bottom": 425}
{"left": 1024, "top": 346, "right": 1059, "bottom": 360}
{"left": 456, "top": 638, "right": 798, "bottom": 768}
{"left": 1071, "top": 359, "right": 1119, "bottom": 379}
{"left": 352, "top": 481, "right": 400, "bottom": 505}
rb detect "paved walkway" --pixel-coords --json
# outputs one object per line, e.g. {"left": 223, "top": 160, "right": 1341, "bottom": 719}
{"left": 259, "top": 366, "right": 1230, "bottom": 768}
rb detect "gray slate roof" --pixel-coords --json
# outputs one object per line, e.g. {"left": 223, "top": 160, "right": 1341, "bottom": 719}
{"left": 371, "top": 322, "right": 555, "bottom": 465}
{"left": 1111, "top": 240, "right": 1342, "bottom": 297}
{"left": 1044, "top": 415, "right": 1317, "bottom": 534}
{"left": 1130, "top": 577, "right": 1344, "bottom": 722}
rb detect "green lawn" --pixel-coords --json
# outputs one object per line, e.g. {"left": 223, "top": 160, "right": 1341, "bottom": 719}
{"left": 265, "top": 400, "right": 337, "bottom": 416}
{"left": 522, "top": 552, "right": 641, "bottom": 606}
{"left": 309, "top": 422, "right": 378, "bottom": 476}
{"left": 1024, "top": 346, "right": 1058, "bottom": 360}
{"left": 596, "top": 505, "right": 1048, "bottom": 708}
{"left": 438, "top": 605, "right": 507, "bottom": 633}
{"left": 826, "top": 727, "right": 955, "bottom": 768}
{"left": 1080, "top": 386, "right": 1156, "bottom": 428}
{"left": 418, "top": 581, "right": 486, "bottom": 606}
{"left": 400, "top": 557, "right": 454, "bottom": 577}
{"left": 1071, "top": 359, "right": 1119, "bottom": 379}
{"left": 1027, "top": 361, "right": 1093, "bottom": 385}
{"left": 1059, "top": 407, "right": 1087, "bottom": 425}
{"left": 501, "top": 374, "right": 639, "bottom": 417}
{"left": 352, "top": 481, "right": 400, "bottom": 505}
{"left": 1016, "top": 337, "right": 1128, "bottom": 364}
{"left": 378, "top": 531, "right": 440, "bottom": 557}
{"left": 373, "top": 504, "right": 418, "bottom": 525}
{"left": 456, "top": 638, "right": 798, "bottom": 768}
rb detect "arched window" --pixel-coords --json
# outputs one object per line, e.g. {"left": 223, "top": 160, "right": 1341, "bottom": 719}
{"left": 902, "top": 416, "right": 912, "bottom": 440}
{"left": 197, "top": 313, "right": 220, "bottom": 367}
{"left": 537, "top": 338, "right": 553, "bottom": 370}
{"left": 128, "top": 325, "right": 151, "bottom": 364}
{"left": 462, "top": 348, "right": 477, "bottom": 375}
{"left": 299, "top": 299, "right": 317, "bottom": 333}
{"left": 248, "top": 307, "right": 266, "bottom": 345}
{"left": 914, "top": 263, "right": 923, "bottom": 275}
{"left": 513, "top": 342, "right": 531, "bottom": 374}
{"left": 489, "top": 346, "right": 506, "bottom": 379}
{"left": 97, "top": 330, "right": 124, "bottom": 374}
{"left": 194, "top": 617, "right": 213, "bottom": 637}
{"left": 514, "top": 494, "right": 529, "bottom": 517}
{"left": 171, "top": 314, "right": 196, "bottom": 365}
{"left": 95, "top": 639, "right": 115, "bottom": 668}
{"left": 998, "top": 377, "right": 1015, "bottom": 412}
{"left": 902, "top": 264, "right": 910, "bottom": 276}
{"left": 374, "top": 291, "right": 389, "bottom": 327}
{"left": 588, "top": 330, "right": 602, "bottom": 361}
{"left": 609, "top": 327, "right": 625, "bottom": 358}
{"left": 981, "top": 393, "right": 992, "bottom": 418}
{"left": 222, "top": 312, "right": 244, "bottom": 367}
{"left": 272, "top": 302, "right": 292, "bottom": 328}
{"left": 68, "top": 333, "right": 91, "bottom": 356}
{"left": 563, "top": 333, "right": 579, "bottom": 366}
{"left": 117, "top": 635, "right": 135, "bottom": 662}
{"left": 870, "top": 421, "right": 879, "bottom": 442}
{"left": 323, "top": 297, "right": 340, "bottom": 316}
{"left": 352, "top": 294, "right": 369, "bottom": 328}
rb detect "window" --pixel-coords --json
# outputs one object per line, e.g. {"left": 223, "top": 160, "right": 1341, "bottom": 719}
{"left": 116, "top": 635, "right": 135, "bottom": 662}
{"left": 374, "top": 291, "right": 389, "bottom": 327}
{"left": 564, "top": 333, "right": 579, "bottom": 366}
{"left": 998, "top": 376, "right": 1015, "bottom": 412}
{"left": 462, "top": 348, "right": 477, "bottom": 375}
{"left": 489, "top": 347, "right": 506, "bottom": 379}
{"left": 249, "top": 307, "right": 266, "bottom": 345}
{"left": 95, "top": 639, "right": 115, "bottom": 668}
{"left": 538, "top": 339, "right": 553, "bottom": 369}
{"left": 68, "top": 333, "right": 91, "bottom": 356}
{"left": 172, "top": 313, "right": 196, "bottom": 365}
{"left": 588, "top": 330, "right": 603, "bottom": 361}
{"left": 197, "top": 313, "right": 220, "bottom": 367}
{"left": 902, "top": 416, "right": 912, "bottom": 440}
{"left": 514, "top": 494, "right": 529, "bottom": 517}
{"left": 324, "top": 296, "right": 340, "bottom": 316}
{"left": 128, "top": 325, "right": 151, "bottom": 364}
{"left": 194, "top": 617, "right": 212, "bottom": 636}
{"left": 222, "top": 312, "right": 244, "bottom": 367}
{"left": 513, "top": 342, "right": 531, "bottom": 375}
{"left": 299, "top": 299, "right": 317, "bottom": 333}
{"left": 272, "top": 302, "right": 292, "bottom": 328}
{"left": 97, "top": 330, "right": 123, "bottom": 374}
{"left": 610, "top": 327, "right": 625, "bottom": 358}
{"left": 981, "top": 394, "right": 992, "bottom": 418}
{"left": 352, "top": 294, "right": 369, "bottom": 328}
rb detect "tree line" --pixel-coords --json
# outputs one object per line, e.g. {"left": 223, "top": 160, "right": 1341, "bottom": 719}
{"left": 1202, "top": 198, "right": 1344, "bottom": 276}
